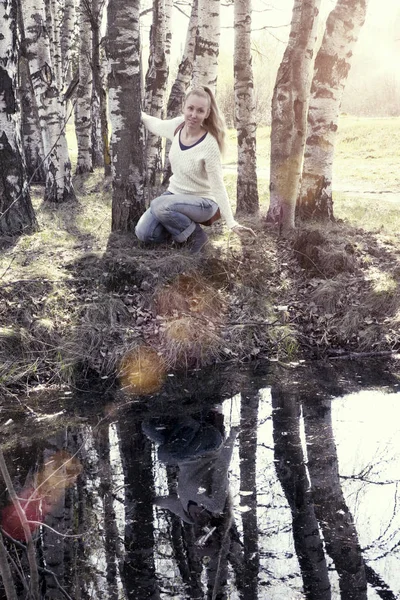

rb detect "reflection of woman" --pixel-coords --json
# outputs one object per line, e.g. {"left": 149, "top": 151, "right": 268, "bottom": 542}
{"left": 136, "top": 86, "right": 254, "bottom": 253}
{"left": 142, "top": 412, "right": 238, "bottom": 549}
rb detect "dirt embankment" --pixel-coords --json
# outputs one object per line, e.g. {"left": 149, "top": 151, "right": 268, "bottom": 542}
{"left": 1, "top": 197, "right": 400, "bottom": 399}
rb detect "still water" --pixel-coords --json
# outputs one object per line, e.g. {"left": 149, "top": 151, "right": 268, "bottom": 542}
{"left": 0, "top": 358, "right": 399, "bottom": 599}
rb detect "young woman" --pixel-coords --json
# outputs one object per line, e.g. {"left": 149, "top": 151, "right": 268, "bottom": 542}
{"left": 135, "top": 86, "right": 254, "bottom": 253}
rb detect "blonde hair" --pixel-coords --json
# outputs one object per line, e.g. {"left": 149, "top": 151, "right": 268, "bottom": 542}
{"left": 184, "top": 86, "right": 226, "bottom": 154}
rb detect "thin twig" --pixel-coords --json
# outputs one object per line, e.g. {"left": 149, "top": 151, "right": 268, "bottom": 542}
{"left": 0, "top": 257, "right": 16, "bottom": 281}
{"left": 0, "top": 450, "right": 40, "bottom": 600}
{"left": 0, "top": 532, "right": 18, "bottom": 600}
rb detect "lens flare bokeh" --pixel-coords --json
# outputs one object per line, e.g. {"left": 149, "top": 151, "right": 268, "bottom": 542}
{"left": 119, "top": 346, "right": 166, "bottom": 394}
{"left": 1, "top": 451, "right": 82, "bottom": 541}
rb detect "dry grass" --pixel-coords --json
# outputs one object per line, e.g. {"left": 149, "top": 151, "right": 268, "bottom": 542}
{"left": 118, "top": 346, "right": 166, "bottom": 395}
{"left": 159, "top": 316, "right": 224, "bottom": 369}
{"left": 154, "top": 273, "right": 226, "bottom": 320}
{"left": 293, "top": 224, "right": 357, "bottom": 278}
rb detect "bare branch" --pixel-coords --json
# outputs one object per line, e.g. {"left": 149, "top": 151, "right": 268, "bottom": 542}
{"left": 0, "top": 450, "right": 40, "bottom": 600}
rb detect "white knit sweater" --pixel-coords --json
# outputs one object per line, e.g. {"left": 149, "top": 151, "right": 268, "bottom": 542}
{"left": 141, "top": 112, "right": 238, "bottom": 229}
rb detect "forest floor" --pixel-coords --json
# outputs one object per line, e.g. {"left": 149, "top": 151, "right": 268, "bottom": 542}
{"left": 1, "top": 117, "right": 400, "bottom": 399}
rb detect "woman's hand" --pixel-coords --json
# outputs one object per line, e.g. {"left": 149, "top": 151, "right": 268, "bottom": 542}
{"left": 231, "top": 224, "right": 257, "bottom": 237}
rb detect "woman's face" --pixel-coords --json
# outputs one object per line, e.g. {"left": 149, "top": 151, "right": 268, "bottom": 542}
{"left": 183, "top": 94, "right": 210, "bottom": 130}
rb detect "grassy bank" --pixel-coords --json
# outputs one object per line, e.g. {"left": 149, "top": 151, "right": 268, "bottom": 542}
{"left": 1, "top": 117, "right": 400, "bottom": 398}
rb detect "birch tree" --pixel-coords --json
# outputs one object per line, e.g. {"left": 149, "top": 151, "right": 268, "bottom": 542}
{"left": 166, "top": 0, "right": 197, "bottom": 119}
{"left": 162, "top": 0, "right": 198, "bottom": 183}
{"left": 239, "top": 392, "right": 260, "bottom": 597}
{"left": 143, "top": 0, "right": 171, "bottom": 196}
{"left": 60, "top": 0, "right": 77, "bottom": 90}
{"left": 303, "top": 396, "right": 368, "bottom": 598}
{"left": 107, "top": 0, "right": 145, "bottom": 231}
{"left": 0, "top": 0, "right": 37, "bottom": 236}
{"left": 298, "top": 0, "right": 369, "bottom": 220}
{"left": 192, "top": 0, "right": 220, "bottom": 93}
{"left": 75, "top": 0, "right": 94, "bottom": 174}
{"left": 19, "top": 56, "right": 46, "bottom": 183}
{"left": 22, "top": 0, "right": 75, "bottom": 203}
{"left": 91, "top": 0, "right": 111, "bottom": 173}
{"left": 267, "top": 0, "right": 321, "bottom": 231}
{"left": 272, "top": 389, "right": 331, "bottom": 598}
{"left": 234, "top": 0, "right": 259, "bottom": 215}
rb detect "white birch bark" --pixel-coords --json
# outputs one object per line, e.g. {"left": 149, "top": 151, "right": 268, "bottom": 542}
{"left": 19, "top": 57, "right": 46, "bottom": 183}
{"left": 267, "top": 0, "right": 321, "bottom": 231}
{"left": 192, "top": 0, "right": 220, "bottom": 93}
{"left": 166, "top": 0, "right": 197, "bottom": 118}
{"left": 107, "top": 0, "right": 145, "bottom": 231}
{"left": 162, "top": 0, "right": 198, "bottom": 183}
{"left": 75, "top": 0, "right": 94, "bottom": 174}
{"left": 0, "top": 0, "right": 37, "bottom": 236}
{"left": 234, "top": 0, "right": 259, "bottom": 215}
{"left": 45, "top": 0, "right": 63, "bottom": 92}
{"left": 299, "top": 0, "right": 369, "bottom": 220}
{"left": 164, "top": 0, "right": 173, "bottom": 74}
{"left": 61, "top": 0, "right": 77, "bottom": 90}
{"left": 143, "top": 0, "right": 170, "bottom": 195}
{"left": 303, "top": 397, "right": 368, "bottom": 597}
{"left": 22, "top": 0, "right": 75, "bottom": 203}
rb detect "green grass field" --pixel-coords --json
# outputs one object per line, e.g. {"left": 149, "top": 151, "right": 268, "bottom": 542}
{"left": 222, "top": 115, "right": 400, "bottom": 234}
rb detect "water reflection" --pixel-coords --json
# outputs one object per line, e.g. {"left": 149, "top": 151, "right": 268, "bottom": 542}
{"left": 0, "top": 361, "right": 399, "bottom": 599}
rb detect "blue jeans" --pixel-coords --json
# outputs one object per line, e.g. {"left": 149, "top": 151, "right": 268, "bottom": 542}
{"left": 135, "top": 192, "right": 219, "bottom": 243}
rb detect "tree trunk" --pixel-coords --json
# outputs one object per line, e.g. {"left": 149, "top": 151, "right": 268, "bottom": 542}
{"left": 118, "top": 420, "right": 161, "bottom": 599}
{"left": 234, "top": 0, "right": 259, "bottom": 216}
{"left": 107, "top": 0, "right": 145, "bottom": 231}
{"left": 0, "top": 0, "right": 37, "bottom": 236}
{"left": 46, "top": 0, "right": 64, "bottom": 90}
{"left": 75, "top": 0, "right": 94, "bottom": 174}
{"left": 22, "top": 0, "right": 76, "bottom": 203}
{"left": 60, "top": 0, "right": 77, "bottom": 91}
{"left": 239, "top": 392, "right": 260, "bottom": 598}
{"left": 90, "top": 0, "right": 111, "bottom": 173}
{"left": 96, "top": 425, "right": 121, "bottom": 600}
{"left": 272, "top": 389, "right": 332, "bottom": 599}
{"left": 166, "top": 0, "right": 197, "bottom": 119}
{"left": 267, "top": 0, "right": 321, "bottom": 231}
{"left": 162, "top": 0, "right": 198, "bottom": 183}
{"left": 143, "top": 0, "right": 170, "bottom": 198}
{"left": 303, "top": 396, "right": 368, "bottom": 598}
{"left": 19, "top": 56, "right": 46, "bottom": 184}
{"left": 192, "top": 0, "right": 220, "bottom": 93}
{"left": 298, "top": 0, "right": 369, "bottom": 220}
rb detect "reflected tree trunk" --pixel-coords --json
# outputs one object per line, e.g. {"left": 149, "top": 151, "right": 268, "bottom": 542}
{"left": 96, "top": 425, "right": 120, "bottom": 600}
{"left": 271, "top": 388, "right": 331, "bottom": 599}
{"left": 118, "top": 420, "right": 160, "bottom": 599}
{"left": 41, "top": 433, "right": 71, "bottom": 598}
{"left": 303, "top": 397, "right": 368, "bottom": 599}
{"left": 238, "top": 392, "right": 260, "bottom": 599}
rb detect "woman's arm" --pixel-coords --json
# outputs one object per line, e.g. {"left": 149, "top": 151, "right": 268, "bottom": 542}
{"left": 205, "top": 140, "right": 239, "bottom": 229}
{"left": 141, "top": 112, "right": 184, "bottom": 141}
{"left": 206, "top": 137, "right": 257, "bottom": 237}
